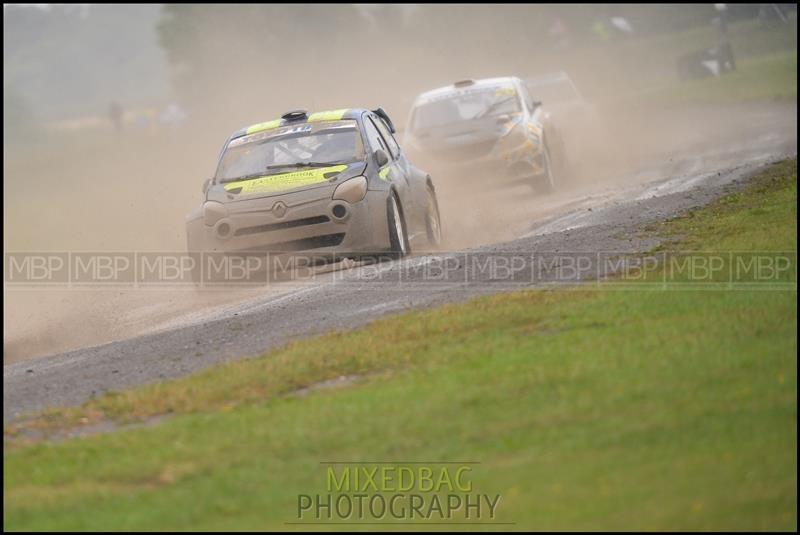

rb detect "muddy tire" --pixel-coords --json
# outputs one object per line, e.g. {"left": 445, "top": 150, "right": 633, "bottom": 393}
{"left": 387, "top": 193, "right": 410, "bottom": 258}
{"left": 425, "top": 185, "right": 443, "bottom": 248}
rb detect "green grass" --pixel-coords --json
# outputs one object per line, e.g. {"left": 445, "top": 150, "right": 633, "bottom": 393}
{"left": 651, "top": 159, "right": 798, "bottom": 251}
{"left": 4, "top": 160, "right": 797, "bottom": 531}
{"left": 585, "top": 15, "right": 798, "bottom": 107}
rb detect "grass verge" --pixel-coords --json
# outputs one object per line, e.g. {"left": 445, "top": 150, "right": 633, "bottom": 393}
{"left": 635, "top": 50, "right": 797, "bottom": 107}
{"left": 3, "top": 160, "right": 797, "bottom": 530}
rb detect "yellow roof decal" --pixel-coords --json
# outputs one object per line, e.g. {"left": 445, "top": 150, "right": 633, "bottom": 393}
{"left": 223, "top": 165, "right": 347, "bottom": 195}
{"left": 245, "top": 119, "right": 283, "bottom": 135}
{"left": 307, "top": 109, "right": 349, "bottom": 123}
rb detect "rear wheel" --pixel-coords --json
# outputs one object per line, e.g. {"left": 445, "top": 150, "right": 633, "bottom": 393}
{"left": 387, "top": 193, "right": 409, "bottom": 258}
{"left": 425, "top": 185, "right": 443, "bottom": 247}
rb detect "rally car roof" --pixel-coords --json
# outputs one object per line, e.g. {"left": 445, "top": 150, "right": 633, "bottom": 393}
{"left": 413, "top": 76, "right": 521, "bottom": 106}
{"left": 230, "top": 108, "right": 368, "bottom": 140}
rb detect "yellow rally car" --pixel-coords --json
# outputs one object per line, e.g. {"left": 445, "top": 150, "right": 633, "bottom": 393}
{"left": 403, "top": 77, "right": 565, "bottom": 193}
{"left": 186, "top": 108, "right": 442, "bottom": 275}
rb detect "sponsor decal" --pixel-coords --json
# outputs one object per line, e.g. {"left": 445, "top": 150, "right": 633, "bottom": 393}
{"left": 223, "top": 165, "right": 347, "bottom": 195}
{"left": 494, "top": 86, "right": 516, "bottom": 97}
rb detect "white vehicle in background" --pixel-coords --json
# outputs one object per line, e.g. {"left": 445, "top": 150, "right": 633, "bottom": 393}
{"left": 524, "top": 71, "right": 587, "bottom": 112}
{"left": 524, "top": 71, "right": 604, "bottom": 130}
{"left": 524, "top": 71, "right": 608, "bottom": 174}
{"left": 404, "top": 76, "right": 566, "bottom": 194}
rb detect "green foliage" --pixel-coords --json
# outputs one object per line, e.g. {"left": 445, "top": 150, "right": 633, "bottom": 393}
{"left": 151, "top": 5, "right": 797, "bottom": 127}
{"left": 3, "top": 5, "right": 169, "bottom": 121}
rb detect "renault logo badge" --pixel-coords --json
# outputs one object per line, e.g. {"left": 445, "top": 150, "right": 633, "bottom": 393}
{"left": 272, "top": 201, "right": 287, "bottom": 218}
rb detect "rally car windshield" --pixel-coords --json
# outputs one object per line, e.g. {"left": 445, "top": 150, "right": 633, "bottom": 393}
{"left": 216, "top": 121, "right": 365, "bottom": 183}
{"left": 411, "top": 88, "right": 521, "bottom": 132}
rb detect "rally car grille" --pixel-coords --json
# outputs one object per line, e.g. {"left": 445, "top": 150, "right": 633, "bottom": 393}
{"left": 234, "top": 215, "right": 331, "bottom": 237}
{"left": 263, "top": 233, "right": 346, "bottom": 252}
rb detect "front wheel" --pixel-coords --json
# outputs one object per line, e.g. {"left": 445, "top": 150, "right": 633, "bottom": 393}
{"left": 387, "top": 193, "right": 410, "bottom": 258}
{"left": 425, "top": 185, "right": 443, "bottom": 248}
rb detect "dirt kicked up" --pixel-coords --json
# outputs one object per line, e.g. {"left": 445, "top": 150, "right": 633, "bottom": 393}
{"left": 4, "top": 100, "right": 796, "bottom": 364}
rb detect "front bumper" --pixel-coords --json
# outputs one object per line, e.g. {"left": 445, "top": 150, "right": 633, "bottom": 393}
{"left": 190, "top": 189, "right": 391, "bottom": 257}
{"left": 414, "top": 134, "right": 543, "bottom": 182}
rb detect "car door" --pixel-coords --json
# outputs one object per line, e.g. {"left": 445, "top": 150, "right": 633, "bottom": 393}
{"left": 364, "top": 114, "right": 413, "bottom": 205}
{"left": 367, "top": 114, "right": 428, "bottom": 236}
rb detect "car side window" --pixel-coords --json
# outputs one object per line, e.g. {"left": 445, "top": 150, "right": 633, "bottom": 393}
{"left": 371, "top": 116, "right": 401, "bottom": 160}
{"left": 363, "top": 116, "right": 390, "bottom": 157}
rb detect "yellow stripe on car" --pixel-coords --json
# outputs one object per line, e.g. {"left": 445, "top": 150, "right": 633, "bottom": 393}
{"left": 223, "top": 165, "right": 347, "bottom": 195}
{"left": 307, "top": 109, "right": 349, "bottom": 122}
{"left": 244, "top": 109, "right": 349, "bottom": 134}
{"left": 378, "top": 167, "right": 390, "bottom": 181}
{"left": 246, "top": 119, "right": 283, "bottom": 135}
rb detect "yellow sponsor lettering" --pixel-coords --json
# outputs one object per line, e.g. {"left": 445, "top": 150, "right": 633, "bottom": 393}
{"left": 223, "top": 165, "right": 347, "bottom": 195}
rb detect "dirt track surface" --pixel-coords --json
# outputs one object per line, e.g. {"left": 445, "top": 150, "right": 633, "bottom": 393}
{"left": 3, "top": 102, "right": 797, "bottom": 422}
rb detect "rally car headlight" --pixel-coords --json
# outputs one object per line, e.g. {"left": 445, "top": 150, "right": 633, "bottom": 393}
{"left": 332, "top": 176, "right": 368, "bottom": 203}
{"left": 203, "top": 201, "right": 228, "bottom": 226}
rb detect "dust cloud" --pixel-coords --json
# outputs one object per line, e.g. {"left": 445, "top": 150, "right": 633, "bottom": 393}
{"left": 4, "top": 5, "right": 797, "bottom": 362}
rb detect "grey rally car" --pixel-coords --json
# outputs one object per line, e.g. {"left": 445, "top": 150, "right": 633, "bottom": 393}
{"left": 186, "top": 108, "right": 442, "bottom": 266}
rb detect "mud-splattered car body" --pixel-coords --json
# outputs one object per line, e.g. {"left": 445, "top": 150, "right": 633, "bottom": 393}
{"left": 186, "top": 108, "right": 441, "bottom": 265}
{"left": 404, "top": 76, "right": 564, "bottom": 192}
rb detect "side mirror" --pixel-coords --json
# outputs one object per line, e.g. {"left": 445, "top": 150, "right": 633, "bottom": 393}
{"left": 374, "top": 149, "right": 390, "bottom": 167}
{"left": 202, "top": 178, "right": 211, "bottom": 194}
